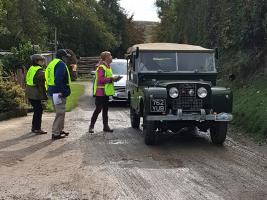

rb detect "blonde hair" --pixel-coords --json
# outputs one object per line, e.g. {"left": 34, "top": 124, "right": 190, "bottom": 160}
{"left": 100, "top": 51, "right": 111, "bottom": 61}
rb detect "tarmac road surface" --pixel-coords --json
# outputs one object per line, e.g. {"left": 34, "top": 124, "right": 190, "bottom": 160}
{"left": 0, "top": 82, "right": 266, "bottom": 200}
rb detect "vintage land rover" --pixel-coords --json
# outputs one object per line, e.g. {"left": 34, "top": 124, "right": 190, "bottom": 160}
{"left": 126, "top": 43, "right": 233, "bottom": 145}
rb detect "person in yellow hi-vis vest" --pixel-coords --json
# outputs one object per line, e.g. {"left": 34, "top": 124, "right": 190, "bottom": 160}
{"left": 25, "top": 54, "right": 47, "bottom": 134}
{"left": 45, "top": 49, "right": 71, "bottom": 140}
{"left": 89, "top": 51, "right": 122, "bottom": 133}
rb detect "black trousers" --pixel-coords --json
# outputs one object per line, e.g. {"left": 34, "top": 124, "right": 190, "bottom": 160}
{"left": 90, "top": 96, "right": 109, "bottom": 128}
{"left": 29, "top": 99, "right": 43, "bottom": 131}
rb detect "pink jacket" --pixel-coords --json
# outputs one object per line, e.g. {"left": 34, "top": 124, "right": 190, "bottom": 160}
{"left": 95, "top": 61, "right": 113, "bottom": 96}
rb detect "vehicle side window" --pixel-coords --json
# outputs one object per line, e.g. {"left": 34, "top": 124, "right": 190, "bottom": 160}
{"left": 128, "top": 57, "right": 133, "bottom": 81}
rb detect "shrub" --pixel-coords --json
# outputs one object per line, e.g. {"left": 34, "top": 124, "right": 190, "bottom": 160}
{"left": 0, "top": 79, "right": 27, "bottom": 120}
{"left": 1, "top": 41, "right": 35, "bottom": 73}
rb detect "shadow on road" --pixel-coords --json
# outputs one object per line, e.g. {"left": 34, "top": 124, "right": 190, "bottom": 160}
{"left": 0, "top": 132, "right": 39, "bottom": 150}
{"left": 0, "top": 139, "right": 53, "bottom": 167}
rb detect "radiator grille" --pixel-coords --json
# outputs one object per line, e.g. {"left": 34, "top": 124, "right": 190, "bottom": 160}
{"left": 171, "top": 83, "right": 203, "bottom": 111}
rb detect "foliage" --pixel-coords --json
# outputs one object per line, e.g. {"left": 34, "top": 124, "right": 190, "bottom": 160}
{"left": 97, "top": 0, "right": 145, "bottom": 57}
{"left": 0, "top": 0, "right": 47, "bottom": 49}
{"left": 0, "top": 60, "right": 3, "bottom": 76}
{"left": 46, "top": 83, "right": 85, "bottom": 112}
{"left": 1, "top": 0, "right": 143, "bottom": 58}
{"left": 39, "top": 0, "right": 117, "bottom": 56}
{"left": 2, "top": 41, "right": 35, "bottom": 73}
{"left": 219, "top": 77, "right": 267, "bottom": 141}
{"left": 0, "top": 0, "right": 8, "bottom": 35}
{"left": 154, "top": 0, "right": 267, "bottom": 79}
{"left": 0, "top": 79, "right": 27, "bottom": 114}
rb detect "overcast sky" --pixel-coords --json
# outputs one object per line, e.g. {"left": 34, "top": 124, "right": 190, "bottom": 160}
{"left": 119, "top": 0, "right": 159, "bottom": 22}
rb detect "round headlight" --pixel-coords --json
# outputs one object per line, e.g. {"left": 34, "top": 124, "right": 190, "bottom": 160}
{"left": 197, "top": 87, "right": 208, "bottom": 98}
{"left": 169, "top": 87, "right": 179, "bottom": 98}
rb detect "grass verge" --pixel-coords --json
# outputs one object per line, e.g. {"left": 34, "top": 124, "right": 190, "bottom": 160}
{"left": 219, "top": 76, "right": 267, "bottom": 141}
{"left": 46, "top": 83, "right": 85, "bottom": 112}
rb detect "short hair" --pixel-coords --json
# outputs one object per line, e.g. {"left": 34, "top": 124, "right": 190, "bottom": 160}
{"left": 100, "top": 51, "right": 111, "bottom": 61}
{"left": 30, "top": 54, "right": 45, "bottom": 65}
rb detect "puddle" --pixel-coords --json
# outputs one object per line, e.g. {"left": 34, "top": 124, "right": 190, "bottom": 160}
{"left": 108, "top": 139, "right": 129, "bottom": 145}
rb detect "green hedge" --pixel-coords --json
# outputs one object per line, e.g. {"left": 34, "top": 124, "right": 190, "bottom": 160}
{"left": 0, "top": 79, "right": 27, "bottom": 121}
{"left": 219, "top": 77, "right": 267, "bottom": 141}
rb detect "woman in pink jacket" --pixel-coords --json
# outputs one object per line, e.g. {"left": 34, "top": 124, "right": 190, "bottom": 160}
{"left": 89, "top": 51, "right": 121, "bottom": 133}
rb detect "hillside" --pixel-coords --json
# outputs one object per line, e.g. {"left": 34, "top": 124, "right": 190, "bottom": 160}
{"left": 134, "top": 21, "right": 158, "bottom": 43}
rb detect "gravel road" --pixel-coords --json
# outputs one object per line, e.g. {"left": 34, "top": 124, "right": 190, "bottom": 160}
{"left": 0, "top": 82, "right": 266, "bottom": 200}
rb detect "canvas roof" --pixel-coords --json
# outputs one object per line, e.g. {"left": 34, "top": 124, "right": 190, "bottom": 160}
{"left": 127, "top": 43, "right": 213, "bottom": 53}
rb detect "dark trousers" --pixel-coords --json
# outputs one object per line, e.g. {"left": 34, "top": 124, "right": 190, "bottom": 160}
{"left": 90, "top": 96, "right": 109, "bottom": 128}
{"left": 29, "top": 99, "right": 43, "bottom": 131}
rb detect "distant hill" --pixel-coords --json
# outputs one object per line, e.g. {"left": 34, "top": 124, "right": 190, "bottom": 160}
{"left": 133, "top": 21, "right": 159, "bottom": 43}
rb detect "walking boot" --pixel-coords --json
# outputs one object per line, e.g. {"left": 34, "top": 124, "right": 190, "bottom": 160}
{"left": 52, "top": 134, "right": 65, "bottom": 140}
{"left": 32, "top": 129, "right": 47, "bottom": 134}
{"left": 103, "top": 124, "right": 113, "bottom": 132}
{"left": 89, "top": 125, "right": 94, "bottom": 133}
{"left": 60, "top": 131, "right": 69, "bottom": 136}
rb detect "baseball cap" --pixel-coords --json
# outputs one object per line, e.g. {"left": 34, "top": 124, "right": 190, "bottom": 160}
{"left": 56, "top": 49, "right": 71, "bottom": 58}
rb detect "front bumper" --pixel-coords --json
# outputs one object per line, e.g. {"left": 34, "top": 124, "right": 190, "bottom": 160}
{"left": 146, "top": 109, "right": 233, "bottom": 122}
{"left": 109, "top": 91, "right": 128, "bottom": 102}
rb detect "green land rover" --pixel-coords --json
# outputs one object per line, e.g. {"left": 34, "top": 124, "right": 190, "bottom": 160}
{"left": 126, "top": 43, "right": 233, "bottom": 145}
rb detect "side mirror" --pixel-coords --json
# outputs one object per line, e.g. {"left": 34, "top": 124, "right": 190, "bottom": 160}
{"left": 215, "top": 47, "right": 219, "bottom": 59}
{"left": 136, "top": 47, "right": 139, "bottom": 59}
{"left": 90, "top": 70, "right": 96, "bottom": 76}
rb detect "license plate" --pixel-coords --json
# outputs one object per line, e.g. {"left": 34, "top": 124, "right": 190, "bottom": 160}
{"left": 150, "top": 99, "right": 166, "bottom": 112}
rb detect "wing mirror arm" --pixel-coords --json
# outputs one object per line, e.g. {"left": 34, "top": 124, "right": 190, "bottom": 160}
{"left": 215, "top": 47, "right": 219, "bottom": 59}
{"left": 136, "top": 47, "right": 139, "bottom": 59}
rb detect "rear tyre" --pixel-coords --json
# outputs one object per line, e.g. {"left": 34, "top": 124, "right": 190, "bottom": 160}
{"left": 144, "top": 120, "right": 156, "bottom": 145}
{"left": 210, "top": 122, "right": 228, "bottom": 145}
{"left": 130, "top": 107, "right": 140, "bottom": 129}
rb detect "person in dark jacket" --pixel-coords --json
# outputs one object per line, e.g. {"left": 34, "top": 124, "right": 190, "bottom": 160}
{"left": 45, "top": 49, "right": 72, "bottom": 140}
{"left": 25, "top": 54, "right": 48, "bottom": 134}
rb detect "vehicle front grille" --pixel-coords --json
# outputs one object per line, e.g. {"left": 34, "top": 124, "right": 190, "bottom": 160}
{"left": 171, "top": 83, "right": 203, "bottom": 111}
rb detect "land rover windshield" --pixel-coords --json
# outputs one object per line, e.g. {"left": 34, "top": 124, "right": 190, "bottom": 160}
{"left": 137, "top": 52, "right": 216, "bottom": 73}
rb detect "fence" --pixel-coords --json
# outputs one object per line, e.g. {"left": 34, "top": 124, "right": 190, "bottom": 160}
{"left": 77, "top": 56, "right": 99, "bottom": 78}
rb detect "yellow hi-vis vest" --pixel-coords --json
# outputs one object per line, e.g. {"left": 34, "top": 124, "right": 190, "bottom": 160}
{"left": 93, "top": 64, "right": 115, "bottom": 96}
{"left": 26, "top": 66, "right": 42, "bottom": 86}
{"left": 45, "top": 58, "right": 71, "bottom": 87}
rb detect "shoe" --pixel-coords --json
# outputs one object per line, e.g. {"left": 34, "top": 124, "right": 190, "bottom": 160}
{"left": 32, "top": 130, "right": 47, "bottom": 134}
{"left": 52, "top": 134, "right": 65, "bottom": 140}
{"left": 103, "top": 125, "right": 113, "bottom": 132}
{"left": 89, "top": 128, "right": 94, "bottom": 133}
{"left": 60, "top": 131, "right": 69, "bottom": 136}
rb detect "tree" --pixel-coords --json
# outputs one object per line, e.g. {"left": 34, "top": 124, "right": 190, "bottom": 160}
{"left": 154, "top": 0, "right": 267, "bottom": 79}
{"left": 0, "top": 0, "right": 8, "bottom": 37}
{"left": 97, "top": 0, "right": 130, "bottom": 57}
{"left": 40, "top": 0, "right": 117, "bottom": 56}
{"left": 0, "top": 0, "right": 47, "bottom": 49}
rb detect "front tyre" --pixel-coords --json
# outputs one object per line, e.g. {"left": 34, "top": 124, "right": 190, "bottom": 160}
{"left": 144, "top": 120, "right": 156, "bottom": 145}
{"left": 130, "top": 107, "right": 140, "bottom": 129}
{"left": 210, "top": 122, "right": 228, "bottom": 145}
